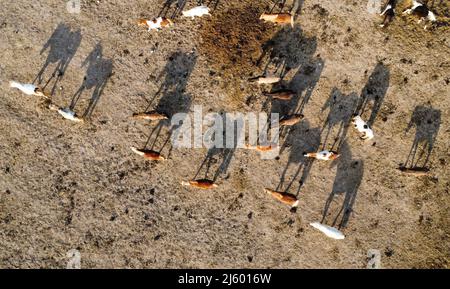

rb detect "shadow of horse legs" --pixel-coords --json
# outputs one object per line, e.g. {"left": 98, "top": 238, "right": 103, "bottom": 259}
{"left": 158, "top": 0, "right": 188, "bottom": 18}
{"left": 34, "top": 23, "right": 82, "bottom": 96}
{"left": 69, "top": 43, "right": 113, "bottom": 118}
{"left": 404, "top": 104, "right": 441, "bottom": 168}
{"left": 321, "top": 89, "right": 358, "bottom": 151}
{"left": 322, "top": 142, "right": 364, "bottom": 229}
{"left": 133, "top": 51, "right": 197, "bottom": 158}
{"left": 70, "top": 83, "right": 85, "bottom": 110}
{"left": 357, "top": 62, "right": 390, "bottom": 127}
{"left": 269, "top": 0, "right": 288, "bottom": 13}
{"left": 276, "top": 121, "right": 321, "bottom": 195}
{"left": 257, "top": 25, "right": 318, "bottom": 80}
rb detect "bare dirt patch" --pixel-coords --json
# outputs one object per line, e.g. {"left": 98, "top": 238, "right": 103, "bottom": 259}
{"left": 199, "top": 3, "right": 276, "bottom": 108}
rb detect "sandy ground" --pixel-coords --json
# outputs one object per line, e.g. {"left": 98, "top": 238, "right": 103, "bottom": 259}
{"left": 0, "top": 0, "right": 449, "bottom": 268}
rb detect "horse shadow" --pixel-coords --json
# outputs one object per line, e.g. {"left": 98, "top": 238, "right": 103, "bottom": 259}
{"left": 356, "top": 62, "right": 390, "bottom": 127}
{"left": 268, "top": 0, "right": 304, "bottom": 14}
{"left": 34, "top": 23, "right": 82, "bottom": 96}
{"left": 269, "top": 0, "right": 288, "bottom": 13}
{"left": 257, "top": 25, "right": 317, "bottom": 80}
{"left": 193, "top": 147, "right": 235, "bottom": 182}
{"left": 404, "top": 104, "right": 441, "bottom": 169}
{"left": 158, "top": 0, "right": 187, "bottom": 18}
{"left": 142, "top": 51, "right": 197, "bottom": 157}
{"left": 321, "top": 141, "right": 364, "bottom": 229}
{"left": 193, "top": 114, "right": 240, "bottom": 182}
{"left": 264, "top": 56, "right": 323, "bottom": 124}
{"left": 70, "top": 42, "right": 113, "bottom": 119}
{"left": 289, "top": 56, "right": 324, "bottom": 116}
{"left": 277, "top": 120, "right": 321, "bottom": 195}
{"left": 260, "top": 25, "right": 321, "bottom": 141}
{"left": 321, "top": 88, "right": 359, "bottom": 151}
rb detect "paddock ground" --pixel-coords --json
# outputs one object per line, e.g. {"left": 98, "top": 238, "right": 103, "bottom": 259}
{"left": 0, "top": 0, "right": 449, "bottom": 268}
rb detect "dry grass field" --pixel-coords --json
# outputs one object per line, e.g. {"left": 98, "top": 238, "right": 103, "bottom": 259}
{"left": 0, "top": 0, "right": 449, "bottom": 268}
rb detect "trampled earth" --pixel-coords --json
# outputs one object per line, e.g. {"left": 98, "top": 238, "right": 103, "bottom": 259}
{"left": 0, "top": 0, "right": 449, "bottom": 268}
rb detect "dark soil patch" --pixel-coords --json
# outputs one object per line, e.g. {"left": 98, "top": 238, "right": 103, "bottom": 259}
{"left": 199, "top": 3, "right": 276, "bottom": 108}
